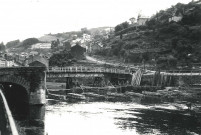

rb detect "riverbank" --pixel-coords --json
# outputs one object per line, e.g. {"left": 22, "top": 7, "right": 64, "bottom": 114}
{"left": 46, "top": 81, "right": 201, "bottom": 113}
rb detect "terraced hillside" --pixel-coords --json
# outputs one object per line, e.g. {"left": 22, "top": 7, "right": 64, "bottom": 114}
{"left": 94, "top": 1, "right": 201, "bottom": 70}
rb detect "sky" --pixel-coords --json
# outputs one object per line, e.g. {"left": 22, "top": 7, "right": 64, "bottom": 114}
{"left": 0, "top": 0, "right": 193, "bottom": 43}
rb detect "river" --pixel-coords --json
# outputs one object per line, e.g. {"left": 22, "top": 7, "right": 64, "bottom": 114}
{"left": 42, "top": 100, "right": 201, "bottom": 135}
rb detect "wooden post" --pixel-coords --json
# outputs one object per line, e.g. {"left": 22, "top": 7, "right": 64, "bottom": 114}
{"left": 190, "top": 70, "right": 192, "bottom": 86}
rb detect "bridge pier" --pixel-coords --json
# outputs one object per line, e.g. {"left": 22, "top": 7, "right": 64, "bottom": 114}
{"left": 66, "top": 77, "right": 73, "bottom": 89}
{"left": 29, "top": 71, "right": 46, "bottom": 105}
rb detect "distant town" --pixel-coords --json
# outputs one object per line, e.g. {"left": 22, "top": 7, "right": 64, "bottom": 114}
{"left": 0, "top": 12, "right": 154, "bottom": 68}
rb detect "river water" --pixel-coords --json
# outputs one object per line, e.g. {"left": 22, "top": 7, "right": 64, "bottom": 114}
{"left": 10, "top": 99, "right": 201, "bottom": 135}
{"left": 43, "top": 100, "right": 201, "bottom": 135}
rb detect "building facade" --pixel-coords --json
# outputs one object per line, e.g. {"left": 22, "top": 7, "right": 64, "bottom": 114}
{"left": 31, "top": 43, "right": 51, "bottom": 49}
{"left": 137, "top": 17, "right": 149, "bottom": 25}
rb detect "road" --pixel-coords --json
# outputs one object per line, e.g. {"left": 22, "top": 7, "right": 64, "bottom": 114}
{"left": 86, "top": 55, "right": 156, "bottom": 74}
{"left": 86, "top": 55, "right": 117, "bottom": 66}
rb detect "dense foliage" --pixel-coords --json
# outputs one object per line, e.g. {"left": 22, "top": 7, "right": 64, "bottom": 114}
{"left": 49, "top": 51, "right": 74, "bottom": 67}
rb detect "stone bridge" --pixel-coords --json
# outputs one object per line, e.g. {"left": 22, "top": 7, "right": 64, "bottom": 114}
{"left": 0, "top": 67, "right": 46, "bottom": 105}
{"left": 47, "top": 66, "right": 132, "bottom": 88}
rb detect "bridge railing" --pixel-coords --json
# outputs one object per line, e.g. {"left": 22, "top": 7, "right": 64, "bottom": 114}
{"left": 48, "top": 66, "right": 131, "bottom": 74}
{"left": 160, "top": 70, "right": 201, "bottom": 73}
{"left": 0, "top": 89, "right": 19, "bottom": 135}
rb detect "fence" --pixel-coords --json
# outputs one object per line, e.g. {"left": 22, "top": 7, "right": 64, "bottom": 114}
{"left": 142, "top": 70, "right": 201, "bottom": 87}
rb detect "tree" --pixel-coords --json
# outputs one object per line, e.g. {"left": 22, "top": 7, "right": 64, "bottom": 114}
{"left": 121, "top": 21, "right": 129, "bottom": 29}
{"left": 115, "top": 25, "right": 122, "bottom": 33}
{"left": 6, "top": 40, "right": 20, "bottom": 48}
{"left": 0, "top": 42, "right": 5, "bottom": 51}
{"left": 22, "top": 38, "right": 39, "bottom": 48}
{"left": 115, "top": 21, "right": 129, "bottom": 33}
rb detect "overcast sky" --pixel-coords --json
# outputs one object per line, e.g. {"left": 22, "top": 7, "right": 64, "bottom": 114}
{"left": 0, "top": 0, "right": 192, "bottom": 43}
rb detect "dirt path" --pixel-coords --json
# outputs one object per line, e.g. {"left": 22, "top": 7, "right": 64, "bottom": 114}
{"left": 86, "top": 55, "right": 118, "bottom": 66}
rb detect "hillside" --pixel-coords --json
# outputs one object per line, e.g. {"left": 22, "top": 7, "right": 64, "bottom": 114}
{"left": 94, "top": 0, "right": 201, "bottom": 70}
{"left": 89, "top": 26, "right": 112, "bottom": 34}
{"left": 38, "top": 34, "right": 65, "bottom": 42}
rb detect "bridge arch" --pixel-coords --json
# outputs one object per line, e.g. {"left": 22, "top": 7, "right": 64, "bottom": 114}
{"left": 0, "top": 75, "right": 30, "bottom": 117}
{"left": 0, "top": 75, "right": 30, "bottom": 93}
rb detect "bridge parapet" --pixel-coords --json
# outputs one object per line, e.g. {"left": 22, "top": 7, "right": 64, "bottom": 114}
{"left": 48, "top": 66, "right": 131, "bottom": 75}
{"left": 156, "top": 70, "right": 201, "bottom": 76}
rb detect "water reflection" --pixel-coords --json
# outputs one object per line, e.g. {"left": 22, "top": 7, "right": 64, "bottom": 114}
{"left": 45, "top": 100, "right": 201, "bottom": 135}
{"left": 115, "top": 108, "right": 201, "bottom": 135}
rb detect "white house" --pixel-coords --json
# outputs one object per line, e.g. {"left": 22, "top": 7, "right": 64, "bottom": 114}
{"left": 129, "top": 17, "right": 136, "bottom": 24}
{"left": 169, "top": 14, "right": 183, "bottom": 22}
{"left": 137, "top": 15, "right": 149, "bottom": 25}
{"left": 31, "top": 43, "right": 51, "bottom": 49}
{"left": 0, "top": 57, "right": 15, "bottom": 67}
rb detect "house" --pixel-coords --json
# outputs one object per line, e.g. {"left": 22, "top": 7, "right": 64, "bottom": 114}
{"left": 71, "top": 39, "right": 82, "bottom": 47}
{"left": 168, "top": 16, "right": 182, "bottom": 22}
{"left": 26, "top": 55, "right": 49, "bottom": 68}
{"left": 129, "top": 17, "right": 136, "bottom": 24}
{"left": 0, "top": 57, "right": 15, "bottom": 67}
{"left": 29, "top": 51, "right": 39, "bottom": 56}
{"left": 137, "top": 15, "right": 149, "bottom": 25}
{"left": 70, "top": 44, "right": 86, "bottom": 60}
{"left": 169, "top": 13, "right": 183, "bottom": 22}
{"left": 83, "top": 34, "right": 91, "bottom": 41}
{"left": 6, "top": 60, "right": 15, "bottom": 67}
{"left": 168, "top": 7, "right": 183, "bottom": 22}
{"left": 0, "top": 57, "right": 6, "bottom": 67}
